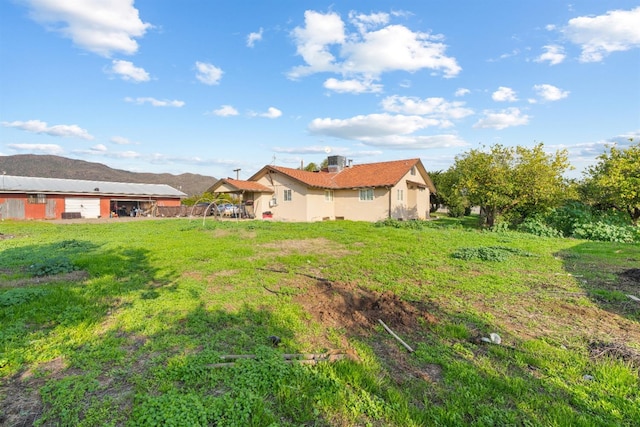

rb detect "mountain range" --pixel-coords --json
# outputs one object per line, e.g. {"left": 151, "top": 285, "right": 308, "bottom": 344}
{"left": 0, "top": 155, "right": 216, "bottom": 196}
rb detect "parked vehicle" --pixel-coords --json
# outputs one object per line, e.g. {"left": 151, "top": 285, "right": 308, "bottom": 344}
{"left": 218, "top": 203, "right": 240, "bottom": 217}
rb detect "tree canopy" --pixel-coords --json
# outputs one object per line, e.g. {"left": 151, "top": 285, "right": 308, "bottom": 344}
{"left": 582, "top": 141, "right": 640, "bottom": 225}
{"left": 446, "top": 143, "right": 570, "bottom": 227}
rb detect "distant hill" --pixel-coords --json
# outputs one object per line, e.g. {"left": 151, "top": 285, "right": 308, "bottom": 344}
{"left": 0, "top": 155, "right": 217, "bottom": 197}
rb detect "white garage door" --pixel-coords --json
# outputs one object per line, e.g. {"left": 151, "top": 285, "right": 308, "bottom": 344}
{"left": 65, "top": 198, "right": 101, "bottom": 218}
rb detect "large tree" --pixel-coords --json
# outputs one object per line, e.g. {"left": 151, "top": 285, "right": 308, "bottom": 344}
{"left": 583, "top": 141, "right": 640, "bottom": 225}
{"left": 448, "top": 143, "right": 570, "bottom": 227}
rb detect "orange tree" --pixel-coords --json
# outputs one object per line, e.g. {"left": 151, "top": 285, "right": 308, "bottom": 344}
{"left": 582, "top": 141, "right": 640, "bottom": 225}
{"left": 447, "top": 143, "right": 571, "bottom": 227}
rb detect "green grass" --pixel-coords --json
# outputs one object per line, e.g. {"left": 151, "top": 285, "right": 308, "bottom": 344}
{"left": 1, "top": 217, "right": 639, "bottom": 426}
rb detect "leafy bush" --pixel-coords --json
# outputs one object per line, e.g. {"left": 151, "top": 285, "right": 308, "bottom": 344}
{"left": 131, "top": 392, "right": 208, "bottom": 426}
{"left": 29, "top": 257, "right": 78, "bottom": 277}
{"left": 374, "top": 218, "right": 427, "bottom": 230}
{"left": 515, "top": 202, "right": 639, "bottom": 243}
{"left": 447, "top": 203, "right": 467, "bottom": 218}
{"left": 0, "top": 287, "right": 49, "bottom": 307}
{"left": 452, "top": 246, "right": 533, "bottom": 261}
{"left": 571, "top": 221, "right": 636, "bottom": 243}
{"left": 517, "top": 218, "right": 563, "bottom": 238}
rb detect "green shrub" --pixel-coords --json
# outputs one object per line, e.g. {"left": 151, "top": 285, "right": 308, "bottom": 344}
{"left": 447, "top": 203, "right": 466, "bottom": 218}
{"left": 0, "top": 287, "right": 49, "bottom": 307}
{"left": 29, "top": 257, "right": 78, "bottom": 277}
{"left": 374, "top": 218, "right": 427, "bottom": 230}
{"left": 572, "top": 221, "right": 636, "bottom": 243}
{"left": 131, "top": 392, "right": 207, "bottom": 426}
{"left": 451, "top": 246, "right": 533, "bottom": 261}
{"left": 517, "top": 218, "right": 563, "bottom": 238}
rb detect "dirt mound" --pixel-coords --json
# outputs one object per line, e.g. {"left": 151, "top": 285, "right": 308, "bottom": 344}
{"left": 619, "top": 268, "right": 640, "bottom": 284}
{"left": 295, "top": 279, "right": 437, "bottom": 333}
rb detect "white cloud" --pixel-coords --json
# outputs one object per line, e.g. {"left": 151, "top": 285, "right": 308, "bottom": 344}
{"left": 310, "top": 113, "right": 439, "bottom": 138}
{"left": 7, "top": 143, "right": 64, "bottom": 155}
{"left": 455, "top": 88, "right": 470, "bottom": 97}
{"left": 110, "top": 136, "right": 137, "bottom": 145}
{"left": 535, "top": 45, "right": 566, "bottom": 65}
{"left": 73, "top": 147, "right": 141, "bottom": 159}
{"left": 246, "top": 28, "right": 263, "bottom": 47}
{"left": 323, "top": 77, "right": 383, "bottom": 94}
{"left": 381, "top": 95, "right": 474, "bottom": 120}
{"left": 111, "top": 59, "right": 150, "bottom": 82}
{"left": 533, "top": 84, "right": 569, "bottom": 101}
{"left": 24, "top": 0, "right": 151, "bottom": 57}
{"left": 124, "top": 97, "right": 185, "bottom": 107}
{"left": 289, "top": 11, "right": 346, "bottom": 77}
{"left": 195, "top": 61, "right": 223, "bottom": 85}
{"left": 258, "top": 107, "right": 282, "bottom": 119}
{"left": 212, "top": 105, "right": 239, "bottom": 117}
{"left": 273, "top": 145, "right": 338, "bottom": 155}
{"left": 473, "top": 108, "right": 530, "bottom": 130}
{"left": 492, "top": 86, "right": 518, "bottom": 102}
{"left": 563, "top": 7, "right": 640, "bottom": 62}
{"left": 354, "top": 134, "right": 468, "bottom": 149}
{"left": 2, "top": 119, "right": 94, "bottom": 140}
{"left": 307, "top": 112, "right": 468, "bottom": 149}
{"left": 348, "top": 11, "right": 390, "bottom": 33}
{"left": 289, "top": 10, "right": 460, "bottom": 81}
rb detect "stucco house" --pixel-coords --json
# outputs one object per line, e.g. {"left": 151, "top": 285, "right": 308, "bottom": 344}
{"left": 209, "top": 156, "right": 436, "bottom": 222}
{"left": 0, "top": 175, "right": 185, "bottom": 220}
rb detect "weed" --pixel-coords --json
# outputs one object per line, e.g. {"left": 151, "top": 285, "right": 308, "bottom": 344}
{"left": 451, "top": 245, "right": 534, "bottom": 261}
{"left": 0, "top": 287, "right": 49, "bottom": 307}
{"left": 29, "top": 257, "right": 78, "bottom": 277}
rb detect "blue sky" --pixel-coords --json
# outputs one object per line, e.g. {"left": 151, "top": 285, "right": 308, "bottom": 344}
{"left": 1, "top": 1, "right": 639, "bottom": 180}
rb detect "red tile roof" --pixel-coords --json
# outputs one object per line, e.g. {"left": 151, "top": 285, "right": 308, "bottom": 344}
{"left": 210, "top": 178, "right": 273, "bottom": 193}
{"left": 262, "top": 158, "right": 431, "bottom": 190}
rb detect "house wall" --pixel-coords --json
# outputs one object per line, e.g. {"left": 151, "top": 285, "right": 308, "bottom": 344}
{"left": 304, "top": 189, "right": 335, "bottom": 221}
{"left": 334, "top": 187, "right": 391, "bottom": 222}
{"left": 253, "top": 173, "right": 310, "bottom": 221}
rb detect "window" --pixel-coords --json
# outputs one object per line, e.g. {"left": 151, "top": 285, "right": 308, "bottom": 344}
{"left": 410, "top": 166, "right": 416, "bottom": 176}
{"left": 359, "top": 188, "right": 374, "bottom": 201}
{"left": 283, "top": 189, "right": 292, "bottom": 202}
{"left": 397, "top": 189, "right": 404, "bottom": 201}
{"left": 27, "top": 193, "right": 46, "bottom": 204}
{"left": 324, "top": 190, "right": 334, "bottom": 202}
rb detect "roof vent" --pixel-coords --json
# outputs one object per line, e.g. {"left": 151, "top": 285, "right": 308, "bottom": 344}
{"left": 327, "top": 155, "right": 347, "bottom": 173}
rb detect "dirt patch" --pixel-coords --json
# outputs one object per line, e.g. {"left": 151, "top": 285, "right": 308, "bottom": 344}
{"left": 0, "top": 376, "right": 44, "bottom": 427}
{"left": 293, "top": 278, "right": 437, "bottom": 333}
{"left": 0, "top": 357, "right": 74, "bottom": 427}
{"left": 0, "top": 233, "right": 15, "bottom": 240}
{"left": 259, "top": 238, "right": 354, "bottom": 258}
{"left": 0, "top": 270, "right": 89, "bottom": 289}
{"left": 619, "top": 268, "right": 640, "bottom": 285}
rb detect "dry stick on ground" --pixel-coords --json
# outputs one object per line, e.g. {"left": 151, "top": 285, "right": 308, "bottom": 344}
{"left": 257, "top": 267, "right": 331, "bottom": 283}
{"left": 220, "top": 353, "right": 341, "bottom": 360}
{"left": 378, "top": 319, "right": 414, "bottom": 353}
{"left": 208, "top": 353, "right": 346, "bottom": 368}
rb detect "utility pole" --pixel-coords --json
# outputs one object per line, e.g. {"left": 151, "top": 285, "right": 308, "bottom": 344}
{"left": 233, "top": 168, "right": 241, "bottom": 180}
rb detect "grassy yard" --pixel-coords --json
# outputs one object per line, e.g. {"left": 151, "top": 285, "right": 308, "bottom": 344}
{"left": 1, "top": 217, "right": 638, "bottom": 426}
